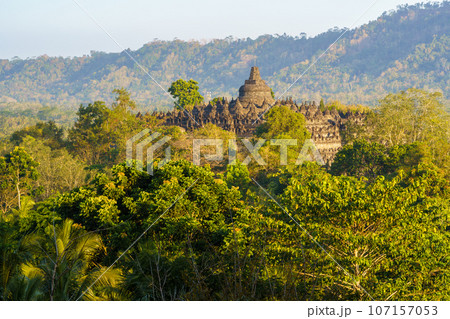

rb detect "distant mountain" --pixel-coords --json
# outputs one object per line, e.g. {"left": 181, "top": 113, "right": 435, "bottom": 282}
{"left": 0, "top": 2, "right": 448, "bottom": 110}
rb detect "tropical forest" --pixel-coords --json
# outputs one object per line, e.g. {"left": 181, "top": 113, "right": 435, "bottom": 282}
{"left": 0, "top": 1, "right": 449, "bottom": 302}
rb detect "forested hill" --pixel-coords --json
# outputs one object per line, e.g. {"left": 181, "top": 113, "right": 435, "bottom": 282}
{"left": 0, "top": 2, "right": 449, "bottom": 110}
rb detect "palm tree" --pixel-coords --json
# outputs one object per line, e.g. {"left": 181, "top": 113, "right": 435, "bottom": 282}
{"left": 24, "top": 218, "right": 124, "bottom": 300}
{"left": 4, "top": 272, "right": 43, "bottom": 301}
{"left": 0, "top": 205, "right": 40, "bottom": 300}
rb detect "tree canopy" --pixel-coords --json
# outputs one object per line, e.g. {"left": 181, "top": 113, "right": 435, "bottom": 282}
{"left": 168, "top": 79, "right": 204, "bottom": 110}
{"left": 0, "top": 87, "right": 449, "bottom": 301}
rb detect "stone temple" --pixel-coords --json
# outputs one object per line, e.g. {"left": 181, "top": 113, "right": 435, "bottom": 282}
{"left": 154, "top": 67, "right": 365, "bottom": 165}
{"left": 238, "top": 66, "right": 275, "bottom": 105}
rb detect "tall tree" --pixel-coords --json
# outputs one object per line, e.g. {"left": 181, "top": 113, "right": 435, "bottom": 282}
{"left": 0, "top": 147, "right": 39, "bottom": 211}
{"left": 366, "top": 89, "right": 450, "bottom": 173}
{"left": 168, "top": 79, "right": 204, "bottom": 110}
{"left": 68, "top": 90, "right": 145, "bottom": 167}
{"left": 23, "top": 219, "right": 123, "bottom": 301}
{"left": 112, "top": 88, "right": 137, "bottom": 111}
{"left": 68, "top": 101, "right": 110, "bottom": 166}
{"left": 10, "top": 121, "right": 64, "bottom": 150}
{"left": 19, "top": 136, "right": 88, "bottom": 201}
{"left": 330, "top": 139, "right": 388, "bottom": 180}
{"left": 280, "top": 162, "right": 450, "bottom": 300}
{"left": 255, "top": 105, "right": 311, "bottom": 173}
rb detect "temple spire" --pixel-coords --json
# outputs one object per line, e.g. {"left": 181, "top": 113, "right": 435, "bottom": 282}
{"left": 249, "top": 66, "right": 262, "bottom": 81}
{"left": 238, "top": 67, "right": 275, "bottom": 105}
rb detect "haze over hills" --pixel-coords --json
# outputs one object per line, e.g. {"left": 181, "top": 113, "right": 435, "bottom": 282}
{"left": 0, "top": 2, "right": 448, "bottom": 110}
{"left": 1, "top": 2, "right": 450, "bottom": 304}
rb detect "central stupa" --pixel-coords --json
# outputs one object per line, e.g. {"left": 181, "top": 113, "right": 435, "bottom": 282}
{"left": 238, "top": 67, "right": 275, "bottom": 105}
{"left": 158, "top": 66, "right": 358, "bottom": 164}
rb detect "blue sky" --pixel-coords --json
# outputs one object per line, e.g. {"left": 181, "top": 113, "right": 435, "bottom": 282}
{"left": 0, "top": 0, "right": 441, "bottom": 59}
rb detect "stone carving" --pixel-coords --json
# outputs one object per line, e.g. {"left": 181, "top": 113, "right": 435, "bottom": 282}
{"left": 238, "top": 67, "right": 275, "bottom": 105}
{"left": 154, "top": 67, "right": 366, "bottom": 165}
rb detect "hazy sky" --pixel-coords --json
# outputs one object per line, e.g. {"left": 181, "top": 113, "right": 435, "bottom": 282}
{"left": 0, "top": 0, "right": 441, "bottom": 59}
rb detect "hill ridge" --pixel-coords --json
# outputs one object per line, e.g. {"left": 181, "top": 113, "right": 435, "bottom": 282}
{"left": 0, "top": 2, "right": 448, "bottom": 109}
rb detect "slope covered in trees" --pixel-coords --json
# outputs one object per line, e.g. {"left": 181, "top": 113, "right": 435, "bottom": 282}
{"left": 0, "top": 2, "right": 448, "bottom": 110}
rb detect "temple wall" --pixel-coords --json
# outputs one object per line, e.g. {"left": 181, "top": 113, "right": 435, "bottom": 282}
{"left": 151, "top": 67, "right": 366, "bottom": 165}
{"left": 157, "top": 99, "right": 365, "bottom": 165}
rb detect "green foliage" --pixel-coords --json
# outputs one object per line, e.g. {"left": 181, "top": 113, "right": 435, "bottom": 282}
{"left": 257, "top": 105, "right": 309, "bottom": 140}
{"left": 225, "top": 160, "right": 252, "bottom": 194}
{"left": 369, "top": 89, "right": 449, "bottom": 145}
{"left": 331, "top": 139, "right": 388, "bottom": 180}
{"left": 1, "top": 154, "right": 449, "bottom": 300}
{"left": 331, "top": 139, "right": 438, "bottom": 180}
{"left": 0, "top": 147, "right": 39, "bottom": 213}
{"left": 0, "top": 217, "right": 38, "bottom": 300}
{"left": 319, "top": 98, "right": 325, "bottom": 110}
{"left": 325, "top": 100, "right": 370, "bottom": 113}
{"left": 22, "top": 219, "right": 122, "bottom": 301}
{"left": 365, "top": 88, "right": 450, "bottom": 174}
{"left": 32, "top": 160, "right": 241, "bottom": 252}
{"left": 280, "top": 163, "right": 450, "bottom": 300}
{"left": 1, "top": 3, "right": 448, "bottom": 109}
{"left": 68, "top": 101, "right": 110, "bottom": 166}
{"left": 112, "top": 88, "right": 137, "bottom": 110}
{"left": 121, "top": 240, "right": 191, "bottom": 300}
{"left": 18, "top": 137, "right": 89, "bottom": 201}
{"left": 270, "top": 88, "right": 275, "bottom": 99}
{"left": 168, "top": 79, "right": 204, "bottom": 110}
{"left": 0, "top": 81, "right": 449, "bottom": 301}
{"left": 68, "top": 90, "right": 146, "bottom": 167}
{"left": 10, "top": 121, "right": 64, "bottom": 149}
{"left": 211, "top": 97, "right": 224, "bottom": 105}
{"left": 0, "top": 105, "right": 75, "bottom": 140}
{"left": 254, "top": 105, "right": 311, "bottom": 173}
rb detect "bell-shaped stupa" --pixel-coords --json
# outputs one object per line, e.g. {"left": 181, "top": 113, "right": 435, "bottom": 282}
{"left": 238, "top": 67, "right": 275, "bottom": 106}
